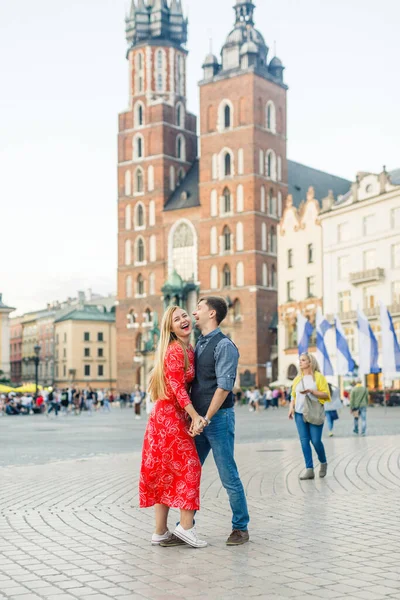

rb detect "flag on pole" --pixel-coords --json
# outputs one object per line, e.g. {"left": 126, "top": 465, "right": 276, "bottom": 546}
{"left": 316, "top": 308, "right": 334, "bottom": 375}
{"left": 379, "top": 302, "right": 400, "bottom": 377}
{"left": 335, "top": 315, "right": 356, "bottom": 375}
{"left": 297, "top": 311, "right": 314, "bottom": 355}
{"left": 357, "top": 308, "right": 380, "bottom": 375}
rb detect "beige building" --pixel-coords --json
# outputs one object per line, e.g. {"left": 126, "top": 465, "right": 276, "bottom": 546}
{"left": 54, "top": 306, "right": 116, "bottom": 391}
{"left": 277, "top": 188, "right": 323, "bottom": 383}
{"left": 0, "top": 294, "right": 15, "bottom": 380}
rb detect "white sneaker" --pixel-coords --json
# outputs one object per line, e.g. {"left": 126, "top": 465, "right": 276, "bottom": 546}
{"left": 151, "top": 530, "right": 173, "bottom": 546}
{"left": 174, "top": 524, "right": 207, "bottom": 548}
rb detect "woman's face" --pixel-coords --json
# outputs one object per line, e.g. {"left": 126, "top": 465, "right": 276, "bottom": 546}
{"left": 299, "top": 354, "right": 311, "bottom": 371}
{"left": 171, "top": 308, "right": 192, "bottom": 340}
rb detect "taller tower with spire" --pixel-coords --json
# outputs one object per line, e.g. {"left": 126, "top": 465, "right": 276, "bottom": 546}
{"left": 198, "top": 0, "right": 287, "bottom": 384}
{"left": 117, "top": 0, "right": 197, "bottom": 389}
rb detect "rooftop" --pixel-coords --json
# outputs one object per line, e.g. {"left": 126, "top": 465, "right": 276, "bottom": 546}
{"left": 55, "top": 305, "right": 116, "bottom": 324}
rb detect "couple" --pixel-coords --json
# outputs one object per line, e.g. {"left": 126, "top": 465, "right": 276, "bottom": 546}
{"left": 139, "top": 296, "right": 250, "bottom": 548}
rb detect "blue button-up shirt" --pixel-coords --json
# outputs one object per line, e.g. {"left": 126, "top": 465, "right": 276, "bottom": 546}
{"left": 195, "top": 328, "right": 239, "bottom": 392}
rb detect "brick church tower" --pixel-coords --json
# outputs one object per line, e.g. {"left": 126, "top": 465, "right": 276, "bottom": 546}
{"left": 116, "top": 0, "right": 287, "bottom": 391}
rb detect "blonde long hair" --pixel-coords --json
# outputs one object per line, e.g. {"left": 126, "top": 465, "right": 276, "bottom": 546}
{"left": 300, "top": 352, "right": 321, "bottom": 375}
{"left": 147, "top": 306, "right": 190, "bottom": 402}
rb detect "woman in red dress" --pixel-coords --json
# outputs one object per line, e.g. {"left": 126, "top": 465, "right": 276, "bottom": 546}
{"left": 139, "top": 306, "right": 207, "bottom": 548}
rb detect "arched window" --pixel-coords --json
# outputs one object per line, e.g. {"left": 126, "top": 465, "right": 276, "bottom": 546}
{"left": 127, "top": 310, "right": 136, "bottom": 327}
{"left": 270, "top": 226, "right": 277, "bottom": 254}
{"left": 170, "top": 165, "right": 175, "bottom": 191}
{"left": 147, "top": 165, "right": 154, "bottom": 191}
{"left": 237, "top": 184, "right": 244, "bottom": 212}
{"left": 176, "top": 135, "right": 185, "bottom": 161}
{"left": 266, "top": 150, "right": 277, "bottom": 181}
{"left": 219, "top": 100, "right": 233, "bottom": 131}
{"left": 125, "top": 205, "right": 132, "bottom": 230}
{"left": 149, "top": 272, "right": 155, "bottom": 295}
{"left": 277, "top": 156, "right": 282, "bottom": 181}
{"left": 223, "top": 264, "right": 231, "bottom": 288}
{"left": 177, "top": 168, "right": 185, "bottom": 184}
{"left": 260, "top": 186, "right": 266, "bottom": 212}
{"left": 261, "top": 223, "right": 267, "bottom": 252}
{"left": 126, "top": 276, "right": 132, "bottom": 298}
{"left": 176, "top": 102, "right": 184, "bottom": 128}
{"left": 269, "top": 189, "right": 276, "bottom": 216}
{"left": 125, "top": 170, "right": 131, "bottom": 196}
{"left": 136, "top": 332, "right": 143, "bottom": 350}
{"left": 135, "top": 168, "right": 144, "bottom": 193}
{"left": 210, "top": 226, "right": 218, "bottom": 255}
{"left": 210, "top": 189, "right": 218, "bottom": 216}
{"left": 149, "top": 200, "right": 156, "bottom": 226}
{"left": 136, "top": 237, "right": 145, "bottom": 263}
{"left": 134, "top": 102, "right": 144, "bottom": 127}
{"left": 224, "top": 104, "right": 231, "bottom": 128}
{"left": 224, "top": 152, "right": 232, "bottom": 177}
{"left": 171, "top": 221, "right": 196, "bottom": 281}
{"left": 149, "top": 235, "right": 156, "bottom": 262}
{"left": 136, "top": 203, "right": 145, "bottom": 228}
{"left": 262, "top": 263, "right": 268, "bottom": 287}
{"left": 156, "top": 49, "right": 164, "bottom": 92}
{"left": 278, "top": 191, "right": 283, "bottom": 217}
{"left": 210, "top": 265, "right": 218, "bottom": 290}
{"left": 236, "top": 262, "right": 244, "bottom": 287}
{"left": 271, "top": 264, "right": 277, "bottom": 288}
{"left": 236, "top": 222, "right": 244, "bottom": 251}
{"left": 233, "top": 298, "right": 242, "bottom": 319}
{"left": 223, "top": 226, "right": 231, "bottom": 251}
{"left": 222, "top": 188, "right": 231, "bottom": 214}
{"left": 125, "top": 240, "right": 131, "bottom": 265}
{"left": 135, "top": 51, "right": 144, "bottom": 94}
{"left": 134, "top": 134, "right": 144, "bottom": 159}
{"left": 137, "top": 274, "right": 144, "bottom": 296}
{"left": 259, "top": 149, "right": 264, "bottom": 175}
{"left": 266, "top": 101, "right": 276, "bottom": 133}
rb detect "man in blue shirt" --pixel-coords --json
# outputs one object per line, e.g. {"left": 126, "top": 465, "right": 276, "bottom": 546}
{"left": 191, "top": 296, "right": 250, "bottom": 545}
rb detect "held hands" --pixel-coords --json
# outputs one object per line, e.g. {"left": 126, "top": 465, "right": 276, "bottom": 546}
{"left": 189, "top": 415, "right": 208, "bottom": 437}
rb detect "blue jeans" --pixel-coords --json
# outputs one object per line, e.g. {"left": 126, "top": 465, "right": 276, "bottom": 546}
{"left": 195, "top": 408, "right": 249, "bottom": 531}
{"left": 353, "top": 406, "right": 367, "bottom": 434}
{"left": 295, "top": 412, "right": 327, "bottom": 469}
{"left": 325, "top": 411, "right": 335, "bottom": 432}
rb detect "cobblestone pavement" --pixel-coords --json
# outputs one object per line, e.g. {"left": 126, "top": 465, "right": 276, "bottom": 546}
{"left": 1, "top": 411, "right": 400, "bottom": 599}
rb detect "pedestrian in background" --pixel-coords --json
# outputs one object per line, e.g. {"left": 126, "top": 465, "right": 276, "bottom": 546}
{"left": 134, "top": 386, "right": 142, "bottom": 419}
{"left": 272, "top": 387, "right": 280, "bottom": 409}
{"left": 350, "top": 380, "right": 369, "bottom": 436}
{"left": 324, "top": 384, "right": 341, "bottom": 437}
{"left": 288, "top": 353, "right": 330, "bottom": 480}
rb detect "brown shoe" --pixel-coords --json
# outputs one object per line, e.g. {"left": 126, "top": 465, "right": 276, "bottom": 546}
{"left": 226, "top": 529, "right": 250, "bottom": 546}
{"left": 159, "top": 534, "right": 187, "bottom": 547}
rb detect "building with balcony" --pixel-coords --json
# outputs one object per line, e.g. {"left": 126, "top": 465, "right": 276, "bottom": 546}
{"left": 321, "top": 167, "right": 400, "bottom": 387}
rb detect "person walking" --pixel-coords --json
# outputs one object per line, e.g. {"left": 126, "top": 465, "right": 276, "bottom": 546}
{"left": 139, "top": 306, "right": 207, "bottom": 548}
{"left": 134, "top": 386, "right": 142, "bottom": 419}
{"left": 350, "top": 380, "right": 369, "bottom": 436}
{"left": 324, "top": 384, "right": 341, "bottom": 437}
{"left": 190, "top": 296, "right": 250, "bottom": 546}
{"left": 288, "top": 353, "right": 330, "bottom": 480}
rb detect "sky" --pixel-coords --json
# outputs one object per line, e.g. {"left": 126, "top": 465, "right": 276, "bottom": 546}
{"left": 1, "top": 0, "right": 399, "bottom": 315}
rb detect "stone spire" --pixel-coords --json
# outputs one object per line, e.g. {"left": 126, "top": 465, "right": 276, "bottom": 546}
{"left": 125, "top": 0, "right": 187, "bottom": 48}
{"left": 234, "top": 0, "right": 255, "bottom": 26}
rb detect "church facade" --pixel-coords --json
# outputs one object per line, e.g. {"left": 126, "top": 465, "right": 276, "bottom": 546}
{"left": 116, "top": 0, "right": 347, "bottom": 392}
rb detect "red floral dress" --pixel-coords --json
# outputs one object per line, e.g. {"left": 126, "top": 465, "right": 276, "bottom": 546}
{"left": 139, "top": 342, "right": 201, "bottom": 510}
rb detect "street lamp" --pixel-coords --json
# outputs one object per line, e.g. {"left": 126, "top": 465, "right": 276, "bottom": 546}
{"left": 33, "top": 344, "right": 41, "bottom": 399}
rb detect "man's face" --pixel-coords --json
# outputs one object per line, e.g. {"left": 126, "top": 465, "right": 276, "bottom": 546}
{"left": 193, "top": 300, "right": 213, "bottom": 330}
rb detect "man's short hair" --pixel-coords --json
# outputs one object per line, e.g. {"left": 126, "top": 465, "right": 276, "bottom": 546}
{"left": 199, "top": 296, "right": 228, "bottom": 325}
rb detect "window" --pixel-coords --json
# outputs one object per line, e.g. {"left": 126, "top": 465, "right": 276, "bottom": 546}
{"left": 363, "top": 249, "right": 376, "bottom": 270}
{"left": 63, "top": 365, "right": 66, "bottom": 377}
{"left": 287, "top": 281, "right": 294, "bottom": 301}
{"left": 125, "top": 171, "right": 131, "bottom": 196}
{"left": 271, "top": 264, "right": 277, "bottom": 288}
{"left": 136, "top": 333, "right": 143, "bottom": 351}
{"left": 307, "top": 276, "right": 316, "bottom": 297}
{"left": 338, "top": 256, "right": 349, "bottom": 279}
{"left": 233, "top": 299, "right": 242, "bottom": 320}
{"left": 261, "top": 223, "right": 267, "bottom": 252}
{"left": 223, "top": 226, "right": 231, "bottom": 251}
{"left": 135, "top": 51, "right": 144, "bottom": 94}
{"left": 176, "top": 103, "right": 184, "bottom": 128}
{"left": 156, "top": 50, "right": 164, "bottom": 92}
{"left": 224, "top": 104, "right": 231, "bottom": 128}
{"left": 363, "top": 285, "right": 378, "bottom": 309}
{"left": 135, "top": 102, "right": 144, "bottom": 127}
{"left": 259, "top": 149, "right": 264, "bottom": 175}
{"left": 136, "top": 204, "right": 145, "bottom": 228}
{"left": 171, "top": 221, "right": 196, "bottom": 281}
{"left": 236, "top": 222, "right": 244, "bottom": 251}
{"left": 363, "top": 215, "right": 375, "bottom": 236}
{"left": 277, "top": 156, "right": 282, "bottom": 181}
{"left": 84, "top": 348, "right": 90, "bottom": 357}
{"left": 84, "top": 365, "right": 90, "bottom": 377}
{"left": 63, "top": 348, "right": 66, "bottom": 358}
{"left": 97, "top": 332, "right": 104, "bottom": 342}
{"left": 177, "top": 168, "right": 185, "bottom": 184}
{"left": 393, "top": 281, "right": 400, "bottom": 305}
{"left": 176, "top": 135, "right": 185, "bottom": 161}
{"left": 84, "top": 332, "right": 90, "bottom": 342}
{"left": 135, "top": 168, "right": 144, "bottom": 193}
{"left": 288, "top": 249, "right": 293, "bottom": 268}
{"left": 270, "top": 226, "right": 277, "bottom": 254}
{"left": 236, "top": 262, "right": 244, "bottom": 287}
{"left": 392, "top": 243, "right": 400, "bottom": 268}
{"left": 224, "top": 153, "right": 232, "bottom": 177}
{"left": 260, "top": 186, "right": 266, "bottom": 212}
{"left": 307, "top": 244, "right": 314, "bottom": 264}
{"left": 266, "top": 150, "right": 277, "bottom": 180}
{"left": 392, "top": 208, "right": 400, "bottom": 229}
{"left": 98, "top": 365, "right": 104, "bottom": 377}
{"left": 262, "top": 263, "right": 268, "bottom": 287}
{"left": 144, "top": 308, "right": 152, "bottom": 324}
{"left": 278, "top": 191, "right": 282, "bottom": 217}
{"left": 223, "top": 264, "right": 231, "bottom": 287}
{"left": 268, "top": 189, "right": 276, "bottom": 215}
{"left": 338, "top": 290, "right": 352, "bottom": 313}
{"left": 344, "top": 326, "right": 355, "bottom": 353}
{"left": 134, "top": 135, "right": 144, "bottom": 159}
{"left": 98, "top": 348, "right": 104, "bottom": 358}
{"left": 266, "top": 101, "right": 276, "bottom": 132}
{"left": 147, "top": 165, "right": 154, "bottom": 192}
{"left": 210, "top": 265, "right": 218, "bottom": 290}
{"left": 137, "top": 274, "right": 144, "bottom": 295}
{"left": 338, "top": 222, "right": 349, "bottom": 242}
{"left": 136, "top": 238, "right": 145, "bottom": 263}
{"left": 222, "top": 188, "right": 231, "bottom": 213}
